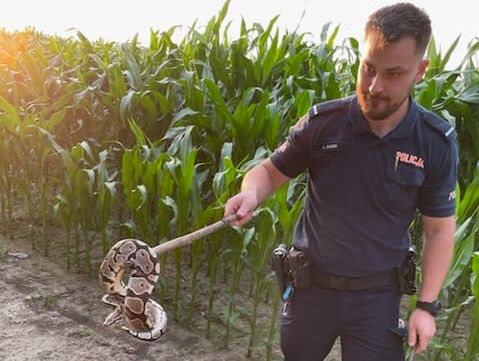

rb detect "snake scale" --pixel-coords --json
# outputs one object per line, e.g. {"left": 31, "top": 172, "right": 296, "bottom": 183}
{"left": 98, "top": 238, "right": 167, "bottom": 341}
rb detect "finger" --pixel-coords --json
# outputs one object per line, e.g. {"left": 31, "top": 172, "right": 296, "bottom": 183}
{"left": 229, "top": 210, "right": 253, "bottom": 226}
{"left": 237, "top": 202, "right": 252, "bottom": 218}
{"left": 408, "top": 326, "right": 417, "bottom": 348}
{"left": 237, "top": 210, "right": 253, "bottom": 225}
{"left": 224, "top": 196, "right": 241, "bottom": 216}
{"left": 417, "top": 333, "right": 429, "bottom": 353}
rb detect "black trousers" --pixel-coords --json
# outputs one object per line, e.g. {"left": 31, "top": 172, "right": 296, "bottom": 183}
{"left": 280, "top": 284, "right": 405, "bottom": 361}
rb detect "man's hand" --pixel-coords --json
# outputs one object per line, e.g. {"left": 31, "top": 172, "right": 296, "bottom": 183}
{"left": 224, "top": 190, "right": 258, "bottom": 226}
{"left": 223, "top": 159, "right": 291, "bottom": 226}
{"left": 407, "top": 308, "right": 436, "bottom": 353}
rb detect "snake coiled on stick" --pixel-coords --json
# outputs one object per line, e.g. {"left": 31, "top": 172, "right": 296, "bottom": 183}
{"left": 98, "top": 214, "right": 237, "bottom": 341}
{"left": 99, "top": 238, "right": 167, "bottom": 340}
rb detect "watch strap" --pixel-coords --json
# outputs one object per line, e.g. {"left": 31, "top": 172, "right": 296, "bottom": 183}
{"left": 416, "top": 300, "right": 442, "bottom": 317}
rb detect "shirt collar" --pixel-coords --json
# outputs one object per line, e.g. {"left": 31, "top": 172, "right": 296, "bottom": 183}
{"left": 349, "top": 95, "right": 418, "bottom": 139}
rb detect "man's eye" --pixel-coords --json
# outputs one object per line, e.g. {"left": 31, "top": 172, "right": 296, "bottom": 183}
{"left": 364, "top": 66, "right": 376, "bottom": 76}
{"left": 387, "top": 70, "right": 404, "bottom": 77}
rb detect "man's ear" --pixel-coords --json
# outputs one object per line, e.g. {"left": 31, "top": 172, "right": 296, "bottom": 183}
{"left": 415, "top": 59, "right": 429, "bottom": 83}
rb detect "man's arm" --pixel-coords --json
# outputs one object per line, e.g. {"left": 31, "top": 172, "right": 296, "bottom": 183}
{"left": 408, "top": 214, "right": 455, "bottom": 353}
{"left": 419, "top": 215, "right": 456, "bottom": 301}
{"left": 224, "top": 158, "right": 291, "bottom": 225}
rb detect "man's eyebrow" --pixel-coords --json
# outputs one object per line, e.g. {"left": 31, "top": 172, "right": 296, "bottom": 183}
{"left": 363, "top": 60, "right": 405, "bottom": 72}
{"left": 385, "top": 66, "right": 405, "bottom": 72}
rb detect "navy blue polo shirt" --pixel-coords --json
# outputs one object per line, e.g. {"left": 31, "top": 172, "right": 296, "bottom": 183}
{"left": 270, "top": 95, "right": 457, "bottom": 277}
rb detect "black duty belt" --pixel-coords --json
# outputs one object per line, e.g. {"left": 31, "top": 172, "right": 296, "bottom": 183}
{"left": 310, "top": 268, "right": 397, "bottom": 291}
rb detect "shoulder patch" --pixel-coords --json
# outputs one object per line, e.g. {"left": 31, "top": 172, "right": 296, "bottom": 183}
{"left": 422, "top": 115, "right": 456, "bottom": 141}
{"left": 308, "top": 97, "right": 349, "bottom": 119}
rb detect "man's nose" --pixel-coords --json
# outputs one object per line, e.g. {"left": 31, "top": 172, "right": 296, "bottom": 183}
{"left": 369, "top": 74, "right": 384, "bottom": 94}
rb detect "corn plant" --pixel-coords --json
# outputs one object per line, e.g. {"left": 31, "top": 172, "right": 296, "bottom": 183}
{"left": 245, "top": 206, "right": 277, "bottom": 358}
{"left": 50, "top": 138, "right": 101, "bottom": 273}
{"left": 466, "top": 251, "right": 479, "bottom": 360}
{"left": 205, "top": 142, "right": 241, "bottom": 337}
{"left": 162, "top": 124, "right": 202, "bottom": 321}
{"left": 0, "top": 126, "right": 14, "bottom": 240}
{"left": 222, "top": 226, "right": 251, "bottom": 349}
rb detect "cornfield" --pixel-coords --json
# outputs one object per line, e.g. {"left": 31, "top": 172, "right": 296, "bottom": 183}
{"left": 0, "top": 1, "right": 478, "bottom": 360}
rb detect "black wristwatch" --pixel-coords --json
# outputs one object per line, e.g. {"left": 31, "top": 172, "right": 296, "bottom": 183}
{"left": 416, "top": 300, "right": 442, "bottom": 317}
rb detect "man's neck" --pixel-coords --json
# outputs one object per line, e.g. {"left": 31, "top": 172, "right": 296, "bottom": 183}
{"left": 367, "top": 98, "right": 410, "bottom": 138}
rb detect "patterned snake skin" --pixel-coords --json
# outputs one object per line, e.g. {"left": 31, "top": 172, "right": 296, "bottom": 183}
{"left": 98, "top": 238, "right": 167, "bottom": 340}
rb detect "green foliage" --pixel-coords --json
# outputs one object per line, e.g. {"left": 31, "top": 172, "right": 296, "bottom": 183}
{"left": 466, "top": 252, "right": 479, "bottom": 360}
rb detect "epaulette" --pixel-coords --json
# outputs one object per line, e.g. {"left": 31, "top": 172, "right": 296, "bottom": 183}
{"left": 422, "top": 115, "right": 456, "bottom": 142}
{"left": 308, "top": 98, "right": 349, "bottom": 119}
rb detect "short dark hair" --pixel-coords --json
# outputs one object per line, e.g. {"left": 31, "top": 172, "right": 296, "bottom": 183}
{"left": 365, "top": 2, "right": 431, "bottom": 56}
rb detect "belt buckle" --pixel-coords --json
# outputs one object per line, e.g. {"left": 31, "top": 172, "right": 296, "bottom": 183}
{"left": 329, "top": 275, "right": 347, "bottom": 290}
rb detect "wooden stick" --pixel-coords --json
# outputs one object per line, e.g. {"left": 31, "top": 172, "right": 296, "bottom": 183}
{"left": 152, "top": 214, "right": 238, "bottom": 255}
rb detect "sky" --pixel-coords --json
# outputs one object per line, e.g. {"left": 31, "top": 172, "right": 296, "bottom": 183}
{"left": 1, "top": 0, "right": 477, "bottom": 67}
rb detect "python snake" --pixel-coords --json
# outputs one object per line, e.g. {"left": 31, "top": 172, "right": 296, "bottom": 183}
{"left": 98, "top": 238, "right": 167, "bottom": 341}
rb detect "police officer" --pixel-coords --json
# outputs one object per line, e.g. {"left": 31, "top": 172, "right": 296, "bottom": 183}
{"left": 224, "top": 3, "right": 457, "bottom": 361}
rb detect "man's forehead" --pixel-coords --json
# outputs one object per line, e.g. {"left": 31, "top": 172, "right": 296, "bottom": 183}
{"left": 363, "top": 31, "right": 388, "bottom": 51}
{"left": 362, "top": 59, "right": 407, "bottom": 71}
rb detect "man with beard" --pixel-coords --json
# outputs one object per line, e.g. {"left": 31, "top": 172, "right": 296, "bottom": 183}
{"left": 224, "top": 3, "right": 457, "bottom": 361}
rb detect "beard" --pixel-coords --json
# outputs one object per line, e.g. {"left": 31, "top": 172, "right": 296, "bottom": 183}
{"left": 357, "top": 91, "right": 410, "bottom": 121}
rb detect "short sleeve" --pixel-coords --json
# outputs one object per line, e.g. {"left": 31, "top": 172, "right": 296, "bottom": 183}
{"left": 418, "top": 134, "right": 458, "bottom": 217}
{"left": 270, "top": 113, "right": 312, "bottom": 178}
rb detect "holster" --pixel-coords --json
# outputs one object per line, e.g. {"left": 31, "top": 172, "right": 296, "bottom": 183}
{"left": 397, "top": 247, "right": 417, "bottom": 295}
{"left": 271, "top": 245, "right": 312, "bottom": 294}
{"left": 287, "top": 247, "right": 311, "bottom": 288}
{"left": 271, "top": 244, "right": 290, "bottom": 294}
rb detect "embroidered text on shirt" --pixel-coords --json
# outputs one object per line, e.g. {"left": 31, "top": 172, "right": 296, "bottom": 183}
{"left": 396, "top": 151, "right": 424, "bottom": 169}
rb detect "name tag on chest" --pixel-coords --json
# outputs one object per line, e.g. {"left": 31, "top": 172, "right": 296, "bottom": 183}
{"left": 322, "top": 143, "right": 339, "bottom": 150}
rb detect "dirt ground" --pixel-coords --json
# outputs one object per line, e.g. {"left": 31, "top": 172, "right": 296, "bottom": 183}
{"left": 1, "top": 225, "right": 288, "bottom": 361}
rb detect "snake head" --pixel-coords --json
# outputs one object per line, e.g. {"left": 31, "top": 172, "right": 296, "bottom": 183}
{"left": 101, "top": 294, "right": 123, "bottom": 308}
